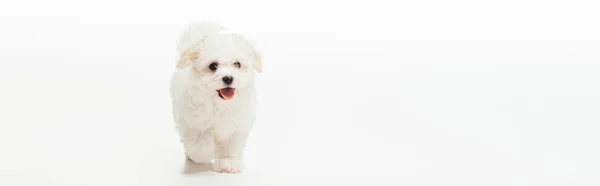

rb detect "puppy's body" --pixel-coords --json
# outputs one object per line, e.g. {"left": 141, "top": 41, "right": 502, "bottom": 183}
{"left": 170, "top": 21, "right": 261, "bottom": 173}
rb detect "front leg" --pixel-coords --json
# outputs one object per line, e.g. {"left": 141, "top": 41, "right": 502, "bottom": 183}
{"left": 214, "top": 131, "right": 250, "bottom": 173}
{"left": 182, "top": 131, "right": 215, "bottom": 164}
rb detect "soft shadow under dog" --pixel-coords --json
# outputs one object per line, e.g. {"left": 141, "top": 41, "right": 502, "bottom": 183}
{"left": 182, "top": 156, "right": 213, "bottom": 174}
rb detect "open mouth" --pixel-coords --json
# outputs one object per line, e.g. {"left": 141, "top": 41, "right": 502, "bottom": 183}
{"left": 217, "top": 87, "right": 235, "bottom": 100}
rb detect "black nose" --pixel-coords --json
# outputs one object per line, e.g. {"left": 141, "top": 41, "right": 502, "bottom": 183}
{"left": 222, "top": 76, "right": 234, "bottom": 85}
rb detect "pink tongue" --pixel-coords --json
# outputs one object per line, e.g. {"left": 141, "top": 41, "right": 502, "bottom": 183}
{"left": 219, "top": 88, "right": 235, "bottom": 100}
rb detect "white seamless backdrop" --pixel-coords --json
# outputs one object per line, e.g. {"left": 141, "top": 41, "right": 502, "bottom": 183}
{"left": 0, "top": 0, "right": 599, "bottom": 186}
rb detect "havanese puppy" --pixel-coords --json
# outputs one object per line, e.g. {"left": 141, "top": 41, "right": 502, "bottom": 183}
{"left": 170, "top": 21, "right": 262, "bottom": 173}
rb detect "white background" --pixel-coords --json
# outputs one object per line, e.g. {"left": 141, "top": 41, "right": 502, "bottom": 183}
{"left": 1, "top": 0, "right": 599, "bottom": 185}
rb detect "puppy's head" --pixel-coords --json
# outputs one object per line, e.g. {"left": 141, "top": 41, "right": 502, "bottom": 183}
{"left": 179, "top": 32, "right": 262, "bottom": 101}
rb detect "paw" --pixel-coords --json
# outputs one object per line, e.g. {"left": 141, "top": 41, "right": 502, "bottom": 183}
{"left": 213, "top": 158, "right": 243, "bottom": 173}
{"left": 185, "top": 152, "right": 213, "bottom": 164}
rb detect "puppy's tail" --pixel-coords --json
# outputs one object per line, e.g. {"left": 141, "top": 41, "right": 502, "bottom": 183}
{"left": 177, "top": 21, "right": 226, "bottom": 53}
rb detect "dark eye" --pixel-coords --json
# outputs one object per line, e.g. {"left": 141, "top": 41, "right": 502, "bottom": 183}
{"left": 209, "top": 62, "right": 218, "bottom": 71}
{"left": 233, "top": 61, "right": 241, "bottom": 68}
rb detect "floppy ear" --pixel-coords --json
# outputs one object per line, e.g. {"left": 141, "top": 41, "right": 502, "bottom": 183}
{"left": 252, "top": 48, "right": 262, "bottom": 73}
{"left": 248, "top": 41, "right": 262, "bottom": 73}
{"left": 177, "top": 45, "right": 201, "bottom": 69}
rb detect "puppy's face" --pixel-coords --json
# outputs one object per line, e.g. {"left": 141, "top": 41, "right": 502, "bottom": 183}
{"left": 183, "top": 33, "right": 261, "bottom": 101}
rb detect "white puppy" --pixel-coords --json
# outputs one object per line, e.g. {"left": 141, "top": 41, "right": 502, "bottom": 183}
{"left": 170, "top": 21, "right": 262, "bottom": 173}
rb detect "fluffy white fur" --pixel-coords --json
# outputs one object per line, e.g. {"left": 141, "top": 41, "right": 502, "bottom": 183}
{"left": 170, "top": 21, "right": 262, "bottom": 173}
